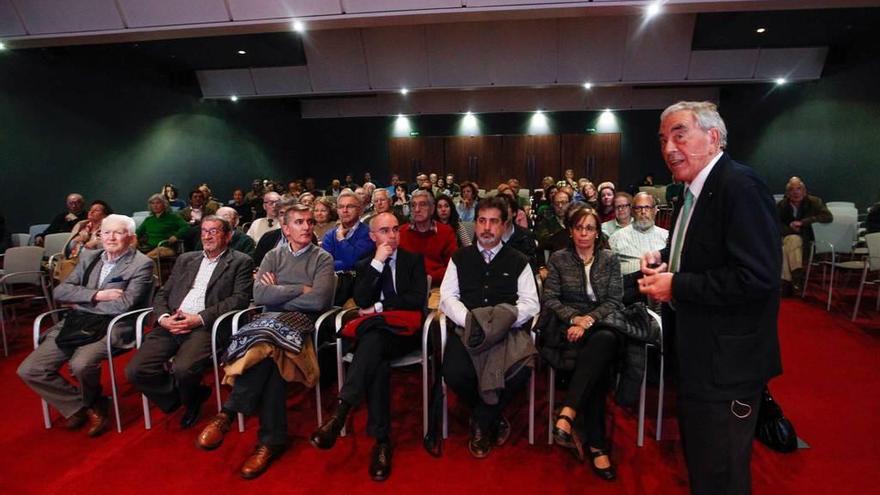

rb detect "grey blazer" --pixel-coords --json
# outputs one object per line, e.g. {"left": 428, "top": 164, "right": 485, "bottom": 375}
{"left": 153, "top": 250, "right": 254, "bottom": 331}
{"left": 53, "top": 247, "right": 155, "bottom": 347}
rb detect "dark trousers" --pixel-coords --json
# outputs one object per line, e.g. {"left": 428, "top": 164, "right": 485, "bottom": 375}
{"left": 678, "top": 392, "right": 762, "bottom": 495}
{"left": 562, "top": 328, "right": 618, "bottom": 450}
{"left": 442, "top": 333, "right": 532, "bottom": 433}
{"left": 125, "top": 327, "right": 212, "bottom": 412}
{"left": 224, "top": 358, "right": 288, "bottom": 447}
{"left": 338, "top": 328, "right": 420, "bottom": 440}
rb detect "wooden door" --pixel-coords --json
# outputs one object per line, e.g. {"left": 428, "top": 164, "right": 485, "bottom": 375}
{"left": 561, "top": 133, "right": 620, "bottom": 185}
{"left": 501, "top": 135, "right": 561, "bottom": 189}
{"left": 388, "top": 137, "right": 444, "bottom": 183}
{"left": 443, "top": 136, "right": 503, "bottom": 189}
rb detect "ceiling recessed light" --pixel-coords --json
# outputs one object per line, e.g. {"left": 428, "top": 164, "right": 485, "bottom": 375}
{"left": 645, "top": 1, "right": 662, "bottom": 19}
{"left": 775, "top": 78, "right": 787, "bottom": 85}
{"left": 230, "top": 95, "right": 239, "bottom": 102}
{"left": 756, "top": 27, "right": 766, "bottom": 34}
{"left": 583, "top": 82, "right": 593, "bottom": 90}
{"left": 400, "top": 88, "right": 409, "bottom": 95}
{"left": 292, "top": 20, "right": 305, "bottom": 33}
{"left": 237, "top": 50, "right": 246, "bottom": 55}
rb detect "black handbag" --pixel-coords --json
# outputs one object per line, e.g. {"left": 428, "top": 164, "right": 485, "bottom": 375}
{"left": 54, "top": 252, "right": 114, "bottom": 350}
{"left": 755, "top": 386, "right": 799, "bottom": 453}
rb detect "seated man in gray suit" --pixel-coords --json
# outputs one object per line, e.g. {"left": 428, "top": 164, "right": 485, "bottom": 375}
{"left": 18, "top": 214, "right": 154, "bottom": 437}
{"left": 126, "top": 216, "right": 254, "bottom": 429}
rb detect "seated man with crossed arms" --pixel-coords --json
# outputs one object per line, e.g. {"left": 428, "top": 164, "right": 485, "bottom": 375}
{"left": 310, "top": 212, "right": 427, "bottom": 482}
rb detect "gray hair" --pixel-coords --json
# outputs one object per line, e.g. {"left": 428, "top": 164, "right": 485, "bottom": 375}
{"left": 282, "top": 204, "right": 313, "bottom": 224}
{"left": 633, "top": 191, "right": 657, "bottom": 207}
{"left": 101, "top": 214, "right": 136, "bottom": 236}
{"left": 660, "top": 101, "right": 728, "bottom": 149}
{"left": 786, "top": 176, "right": 806, "bottom": 192}
{"left": 337, "top": 190, "right": 362, "bottom": 207}
{"left": 201, "top": 215, "right": 232, "bottom": 233}
{"left": 411, "top": 189, "right": 434, "bottom": 207}
{"left": 147, "top": 193, "right": 169, "bottom": 210}
{"left": 372, "top": 188, "right": 390, "bottom": 201}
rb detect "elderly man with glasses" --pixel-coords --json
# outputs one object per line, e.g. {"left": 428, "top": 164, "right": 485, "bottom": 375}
{"left": 399, "top": 189, "right": 458, "bottom": 286}
{"left": 608, "top": 192, "right": 669, "bottom": 305}
{"left": 246, "top": 192, "right": 282, "bottom": 243}
{"left": 126, "top": 216, "right": 254, "bottom": 430}
{"left": 601, "top": 192, "right": 634, "bottom": 238}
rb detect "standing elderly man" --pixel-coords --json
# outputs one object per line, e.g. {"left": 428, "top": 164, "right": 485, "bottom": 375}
{"left": 246, "top": 192, "right": 282, "bottom": 243}
{"left": 197, "top": 205, "right": 335, "bottom": 479}
{"left": 777, "top": 176, "right": 832, "bottom": 295}
{"left": 609, "top": 192, "right": 668, "bottom": 304}
{"left": 399, "top": 189, "right": 458, "bottom": 286}
{"left": 18, "top": 214, "right": 154, "bottom": 437}
{"left": 35, "top": 193, "right": 87, "bottom": 246}
{"left": 639, "top": 101, "right": 781, "bottom": 495}
{"left": 126, "top": 216, "right": 254, "bottom": 429}
{"left": 439, "top": 197, "right": 540, "bottom": 458}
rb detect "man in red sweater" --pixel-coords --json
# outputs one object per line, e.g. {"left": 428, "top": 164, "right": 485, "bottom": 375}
{"left": 399, "top": 189, "right": 458, "bottom": 287}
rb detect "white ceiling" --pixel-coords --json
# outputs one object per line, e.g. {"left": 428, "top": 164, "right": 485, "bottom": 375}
{"left": 0, "top": 0, "right": 857, "bottom": 115}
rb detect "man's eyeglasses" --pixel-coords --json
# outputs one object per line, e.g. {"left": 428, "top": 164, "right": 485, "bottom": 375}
{"left": 201, "top": 228, "right": 225, "bottom": 236}
{"left": 632, "top": 206, "right": 654, "bottom": 212}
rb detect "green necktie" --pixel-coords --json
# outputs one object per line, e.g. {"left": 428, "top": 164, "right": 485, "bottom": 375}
{"left": 669, "top": 188, "right": 694, "bottom": 273}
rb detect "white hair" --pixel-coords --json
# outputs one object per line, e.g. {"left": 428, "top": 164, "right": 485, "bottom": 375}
{"left": 101, "top": 214, "right": 136, "bottom": 235}
{"left": 660, "top": 100, "right": 728, "bottom": 149}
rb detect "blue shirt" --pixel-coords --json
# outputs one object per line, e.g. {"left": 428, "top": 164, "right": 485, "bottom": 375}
{"left": 321, "top": 222, "right": 375, "bottom": 271}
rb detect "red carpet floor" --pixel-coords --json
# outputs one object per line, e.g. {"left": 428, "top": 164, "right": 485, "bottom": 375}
{"left": 0, "top": 291, "right": 877, "bottom": 495}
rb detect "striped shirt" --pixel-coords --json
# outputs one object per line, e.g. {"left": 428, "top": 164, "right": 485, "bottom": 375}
{"left": 179, "top": 250, "right": 226, "bottom": 315}
{"left": 608, "top": 224, "right": 669, "bottom": 275}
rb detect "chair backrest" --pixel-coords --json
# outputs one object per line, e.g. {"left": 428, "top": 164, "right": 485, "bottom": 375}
{"left": 812, "top": 221, "right": 857, "bottom": 256}
{"left": 43, "top": 232, "right": 72, "bottom": 258}
{"left": 28, "top": 224, "right": 49, "bottom": 244}
{"left": 826, "top": 201, "right": 856, "bottom": 209}
{"left": 866, "top": 232, "right": 880, "bottom": 271}
{"left": 1, "top": 246, "right": 45, "bottom": 286}
{"left": 11, "top": 233, "right": 30, "bottom": 247}
{"left": 829, "top": 206, "right": 858, "bottom": 219}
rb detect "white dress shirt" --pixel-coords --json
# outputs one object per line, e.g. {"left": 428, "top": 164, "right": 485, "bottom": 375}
{"left": 178, "top": 250, "right": 226, "bottom": 316}
{"left": 667, "top": 151, "right": 723, "bottom": 264}
{"left": 609, "top": 224, "right": 669, "bottom": 275}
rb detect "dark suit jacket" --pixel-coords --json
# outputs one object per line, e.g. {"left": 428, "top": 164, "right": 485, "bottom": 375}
{"left": 353, "top": 248, "right": 427, "bottom": 311}
{"left": 663, "top": 153, "right": 782, "bottom": 401}
{"left": 505, "top": 225, "right": 538, "bottom": 270}
{"left": 153, "top": 249, "right": 254, "bottom": 331}
{"left": 253, "top": 229, "right": 284, "bottom": 267}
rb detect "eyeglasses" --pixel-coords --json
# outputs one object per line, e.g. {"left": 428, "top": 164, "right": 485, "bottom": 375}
{"left": 201, "top": 228, "right": 224, "bottom": 236}
{"left": 614, "top": 204, "right": 631, "bottom": 210}
{"left": 572, "top": 225, "right": 598, "bottom": 233}
{"left": 632, "top": 205, "right": 654, "bottom": 212}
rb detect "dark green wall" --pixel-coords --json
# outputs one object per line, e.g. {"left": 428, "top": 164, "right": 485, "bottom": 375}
{"left": 0, "top": 51, "right": 303, "bottom": 232}
{"left": 721, "top": 52, "right": 880, "bottom": 209}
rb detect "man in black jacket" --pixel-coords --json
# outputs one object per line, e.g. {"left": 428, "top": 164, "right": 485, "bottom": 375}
{"left": 310, "top": 212, "right": 427, "bottom": 481}
{"left": 640, "top": 101, "right": 782, "bottom": 495}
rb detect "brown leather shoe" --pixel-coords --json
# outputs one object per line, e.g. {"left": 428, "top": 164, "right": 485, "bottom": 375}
{"left": 240, "top": 443, "right": 284, "bottom": 480}
{"left": 65, "top": 408, "right": 88, "bottom": 430}
{"left": 85, "top": 398, "right": 109, "bottom": 437}
{"left": 196, "top": 412, "right": 232, "bottom": 451}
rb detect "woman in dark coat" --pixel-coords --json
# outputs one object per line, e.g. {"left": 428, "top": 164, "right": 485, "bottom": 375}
{"left": 541, "top": 206, "right": 623, "bottom": 481}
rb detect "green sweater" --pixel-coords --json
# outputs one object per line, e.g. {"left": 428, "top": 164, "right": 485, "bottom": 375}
{"left": 136, "top": 211, "right": 189, "bottom": 249}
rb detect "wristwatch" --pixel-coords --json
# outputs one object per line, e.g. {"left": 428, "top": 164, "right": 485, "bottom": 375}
{"left": 374, "top": 302, "right": 384, "bottom": 313}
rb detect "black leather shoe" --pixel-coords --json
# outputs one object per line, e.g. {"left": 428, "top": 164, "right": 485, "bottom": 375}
{"left": 589, "top": 449, "right": 616, "bottom": 481}
{"left": 369, "top": 441, "right": 393, "bottom": 481}
{"left": 180, "top": 385, "right": 212, "bottom": 429}
{"left": 468, "top": 425, "right": 492, "bottom": 459}
{"left": 309, "top": 414, "right": 346, "bottom": 450}
{"left": 494, "top": 416, "right": 511, "bottom": 447}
